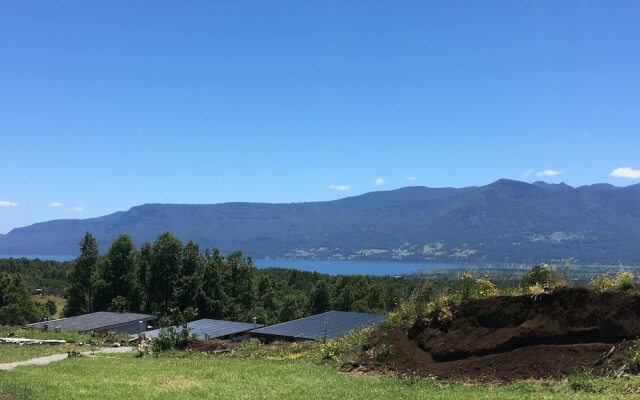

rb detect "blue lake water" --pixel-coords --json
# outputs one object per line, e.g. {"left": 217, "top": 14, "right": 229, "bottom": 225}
{"left": 254, "top": 259, "right": 470, "bottom": 276}
{"left": 0, "top": 254, "right": 471, "bottom": 276}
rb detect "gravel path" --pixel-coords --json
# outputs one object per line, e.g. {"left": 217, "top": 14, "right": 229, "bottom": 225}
{"left": 0, "top": 346, "right": 133, "bottom": 371}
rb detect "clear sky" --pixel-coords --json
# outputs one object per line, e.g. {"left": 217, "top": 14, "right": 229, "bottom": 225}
{"left": 1, "top": 1, "right": 639, "bottom": 233}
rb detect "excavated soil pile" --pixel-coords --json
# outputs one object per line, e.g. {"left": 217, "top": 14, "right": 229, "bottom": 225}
{"left": 348, "top": 288, "right": 640, "bottom": 382}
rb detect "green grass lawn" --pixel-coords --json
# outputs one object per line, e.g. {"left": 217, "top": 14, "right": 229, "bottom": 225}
{"left": 0, "top": 343, "right": 87, "bottom": 363}
{"left": 2, "top": 351, "right": 640, "bottom": 400}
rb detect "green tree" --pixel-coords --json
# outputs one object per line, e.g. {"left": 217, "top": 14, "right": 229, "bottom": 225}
{"left": 65, "top": 232, "right": 99, "bottom": 316}
{"left": 196, "top": 249, "right": 228, "bottom": 318}
{"left": 176, "top": 241, "right": 203, "bottom": 310}
{"left": 132, "top": 242, "right": 153, "bottom": 312}
{"left": 95, "top": 234, "right": 136, "bottom": 311}
{"left": 226, "top": 251, "right": 257, "bottom": 320}
{"left": 148, "top": 232, "right": 183, "bottom": 313}
{"left": 0, "top": 273, "right": 41, "bottom": 325}
{"left": 45, "top": 299, "right": 57, "bottom": 316}
{"left": 309, "top": 280, "right": 331, "bottom": 314}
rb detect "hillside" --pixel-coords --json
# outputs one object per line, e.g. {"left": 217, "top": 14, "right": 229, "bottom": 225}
{"left": 1, "top": 179, "right": 639, "bottom": 263}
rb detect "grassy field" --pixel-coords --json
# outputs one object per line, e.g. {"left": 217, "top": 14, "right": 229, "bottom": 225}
{"left": 0, "top": 343, "right": 86, "bottom": 363}
{"left": 2, "top": 351, "right": 640, "bottom": 400}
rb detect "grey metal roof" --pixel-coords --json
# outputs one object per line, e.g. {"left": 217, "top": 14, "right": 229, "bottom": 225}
{"left": 250, "top": 311, "right": 387, "bottom": 340}
{"left": 27, "top": 311, "right": 157, "bottom": 332}
{"left": 144, "top": 319, "right": 264, "bottom": 340}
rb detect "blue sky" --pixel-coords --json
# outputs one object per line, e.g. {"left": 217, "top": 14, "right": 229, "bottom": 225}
{"left": 1, "top": 1, "right": 639, "bottom": 233}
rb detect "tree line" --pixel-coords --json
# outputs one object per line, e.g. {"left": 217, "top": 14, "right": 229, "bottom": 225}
{"left": 63, "top": 232, "right": 418, "bottom": 324}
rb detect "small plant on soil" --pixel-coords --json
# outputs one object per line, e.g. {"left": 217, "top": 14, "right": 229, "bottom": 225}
{"left": 375, "top": 343, "right": 393, "bottom": 361}
{"left": 313, "top": 327, "right": 373, "bottom": 364}
{"left": 521, "top": 264, "right": 558, "bottom": 290}
{"left": 388, "top": 282, "right": 434, "bottom": 325}
{"left": 475, "top": 276, "right": 499, "bottom": 299}
{"left": 457, "top": 270, "right": 476, "bottom": 302}
{"left": 591, "top": 275, "right": 615, "bottom": 293}
{"left": 238, "top": 338, "right": 262, "bottom": 354}
{"left": 616, "top": 270, "right": 635, "bottom": 291}
{"left": 527, "top": 283, "right": 547, "bottom": 299}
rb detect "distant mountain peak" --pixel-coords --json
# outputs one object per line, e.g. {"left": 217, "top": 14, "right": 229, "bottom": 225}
{"left": 0, "top": 180, "right": 639, "bottom": 263}
{"left": 532, "top": 181, "right": 573, "bottom": 191}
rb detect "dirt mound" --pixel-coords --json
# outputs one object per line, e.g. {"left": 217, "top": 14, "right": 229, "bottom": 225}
{"left": 351, "top": 288, "right": 640, "bottom": 382}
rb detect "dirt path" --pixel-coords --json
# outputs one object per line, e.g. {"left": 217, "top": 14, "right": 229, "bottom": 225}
{"left": 0, "top": 346, "right": 132, "bottom": 371}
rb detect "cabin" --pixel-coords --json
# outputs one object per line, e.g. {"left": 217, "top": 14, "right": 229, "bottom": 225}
{"left": 144, "top": 318, "right": 264, "bottom": 340}
{"left": 27, "top": 311, "right": 157, "bottom": 335}
{"left": 249, "top": 311, "right": 387, "bottom": 341}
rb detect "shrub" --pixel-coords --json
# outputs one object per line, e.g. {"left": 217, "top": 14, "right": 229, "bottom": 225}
{"left": 528, "top": 283, "right": 546, "bottom": 298}
{"left": 388, "top": 282, "right": 434, "bottom": 325}
{"left": 475, "top": 277, "right": 499, "bottom": 299}
{"left": 458, "top": 270, "right": 476, "bottom": 302}
{"left": 616, "top": 270, "right": 635, "bottom": 290}
{"left": 521, "top": 264, "right": 557, "bottom": 289}
{"left": 375, "top": 343, "right": 393, "bottom": 361}
{"left": 591, "top": 275, "right": 615, "bottom": 293}
{"left": 45, "top": 300, "right": 57, "bottom": 316}
{"left": 312, "top": 327, "right": 373, "bottom": 364}
{"left": 436, "top": 306, "right": 453, "bottom": 324}
{"left": 150, "top": 326, "right": 194, "bottom": 352}
{"left": 238, "top": 338, "right": 262, "bottom": 354}
{"left": 150, "top": 307, "right": 197, "bottom": 352}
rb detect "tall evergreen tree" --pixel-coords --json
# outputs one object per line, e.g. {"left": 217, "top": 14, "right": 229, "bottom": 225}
{"left": 226, "top": 251, "right": 257, "bottom": 319}
{"left": 176, "top": 241, "right": 203, "bottom": 310}
{"left": 148, "top": 232, "right": 182, "bottom": 313}
{"left": 196, "top": 248, "right": 227, "bottom": 318}
{"left": 132, "top": 242, "right": 153, "bottom": 312}
{"left": 97, "top": 234, "right": 136, "bottom": 311}
{"left": 65, "top": 232, "right": 99, "bottom": 316}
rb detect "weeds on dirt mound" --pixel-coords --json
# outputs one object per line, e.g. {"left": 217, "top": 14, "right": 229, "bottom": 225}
{"left": 590, "top": 269, "right": 637, "bottom": 294}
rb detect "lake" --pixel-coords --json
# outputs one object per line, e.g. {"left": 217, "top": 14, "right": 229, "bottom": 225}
{"left": 0, "top": 254, "right": 470, "bottom": 276}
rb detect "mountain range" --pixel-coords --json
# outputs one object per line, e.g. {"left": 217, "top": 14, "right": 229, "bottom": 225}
{"left": 1, "top": 179, "right": 639, "bottom": 264}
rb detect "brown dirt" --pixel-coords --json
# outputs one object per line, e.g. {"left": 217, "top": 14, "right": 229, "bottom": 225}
{"left": 348, "top": 287, "right": 640, "bottom": 382}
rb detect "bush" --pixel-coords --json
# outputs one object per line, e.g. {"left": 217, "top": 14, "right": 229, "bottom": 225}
{"left": 616, "top": 270, "right": 635, "bottom": 290}
{"left": 313, "top": 327, "right": 373, "bottom": 364}
{"left": 591, "top": 275, "right": 615, "bottom": 293}
{"left": 388, "top": 282, "right": 434, "bottom": 325}
{"left": 475, "top": 277, "right": 499, "bottom": 299}
{"left": 45, "top": 300, "right": 57, "bottom": 316}
{"left": 375, "top": 343, "right": 393, "bottom": 361}
{"left": 520, "top": 264, "right": 557, "bottom": 289}
{"left": 458, "top": 270, "right": 476, "bottom": 302}
{"left": 238, "top": 338, "right": 262, "bottom": 354}
{"left": 150, "top": 307, "right": 197, "bottom": 352}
